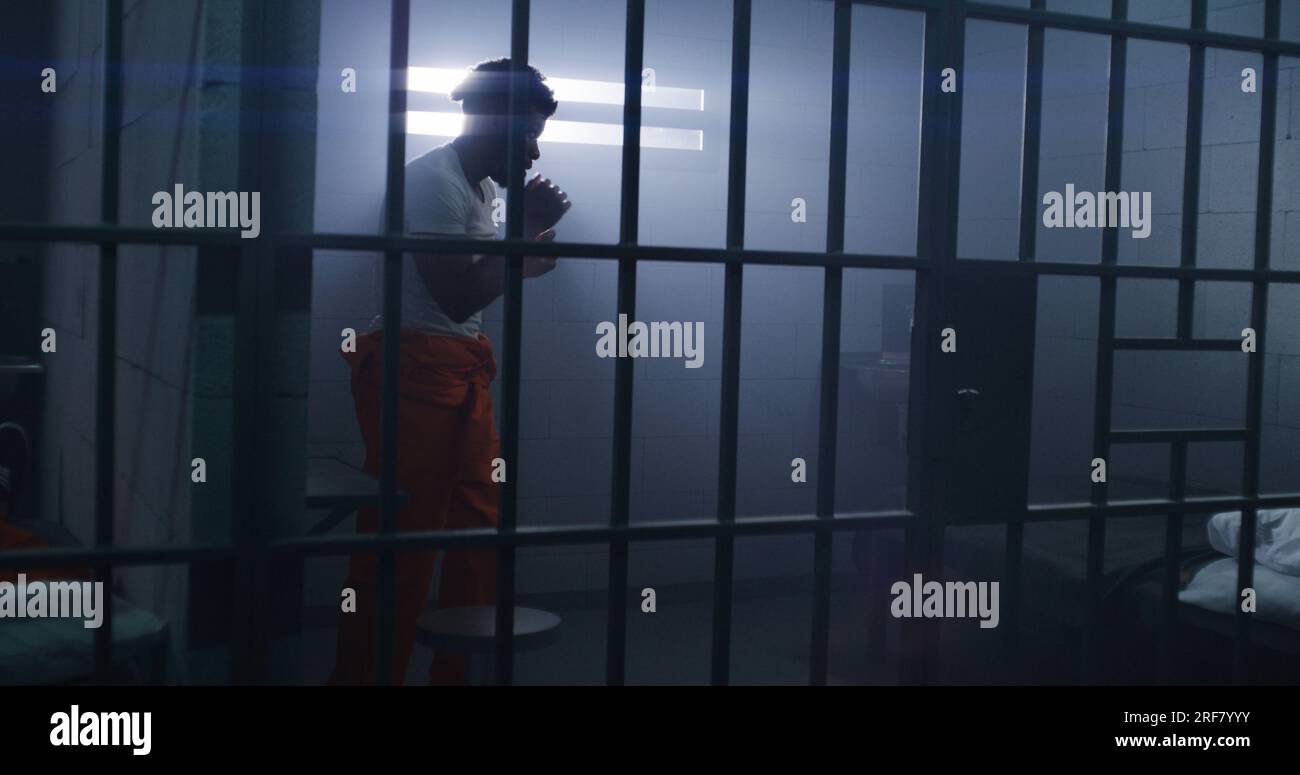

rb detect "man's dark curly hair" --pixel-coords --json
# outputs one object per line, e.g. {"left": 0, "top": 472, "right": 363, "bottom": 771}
{"left": 449, "top": 58, "right": 559, "bottom": 118}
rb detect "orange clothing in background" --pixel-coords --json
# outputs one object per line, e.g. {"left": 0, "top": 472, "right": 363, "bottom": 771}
{"left": 328, "top": 329, "right": 500, "bottom": 686}
{"left": 0, "top": 505, "right": 93, "bottom": 584}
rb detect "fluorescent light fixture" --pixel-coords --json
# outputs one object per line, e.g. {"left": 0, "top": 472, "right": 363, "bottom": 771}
{"left": 408, "top": 66, "right": 705, "bottom": 111}
{"left": 407, "top": 110, "right": 703, "bottom": 151}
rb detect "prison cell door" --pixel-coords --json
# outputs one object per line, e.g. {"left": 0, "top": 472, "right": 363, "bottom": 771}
{"left": 931, "top": 266, "right": 1038, "bottom": 522}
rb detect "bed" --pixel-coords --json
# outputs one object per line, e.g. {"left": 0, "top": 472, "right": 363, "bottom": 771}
{"left": 855, "top": 511, "right": 1300, "bottom": 684}
{"left": 0, "top": 518, "right": 172, "bottom": 685}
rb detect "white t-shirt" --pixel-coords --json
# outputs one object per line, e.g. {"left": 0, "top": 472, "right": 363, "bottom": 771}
{"left": 380, "top": 143, "right": 498, "bottom": 338}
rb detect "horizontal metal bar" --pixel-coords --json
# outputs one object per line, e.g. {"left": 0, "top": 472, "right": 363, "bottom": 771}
{"left": 287, "top": 233, "right": 923, "bottom": 269}
{"left": 0, "top": 223, "right": 929, "bottom": 270}
{"left": 1024, "top": 493, "right": 1300, "bottom": 523}
{"left": 0, "top": 543, "right": 236, "bottom": 568}
{"left": 967, "top": 1, "right": 1300, "bottom": 57}
{"left": 15, "top": 492, "right": 1300, "bottom": 565}
{"left": 17, "top": 221, "right": 1300, "bottom": 284}
{"left": 1, "top": 513, "right": 919, "bottom": 568}
{"left": 267, "top": 510, "right": 919, "bottom": 558}
{"left": 958, "top": 257, "right": 1300, "bottom": 284}
{"left": 1112, "top": 338, "right": 1243, "bottom": 351}
{"left": 829, "top": 0, "right": 942, "bottom": 10}
{"left": 1108, "top": 427, "right": 1248, "bottom": 443}
{"left": 0, "top": 223, "right": 248, "bottom": 247}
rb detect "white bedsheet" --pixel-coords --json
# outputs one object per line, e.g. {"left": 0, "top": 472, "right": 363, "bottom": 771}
{"left": 1179, "top": 557, "right": 1300, "bottom": 631}
{"left": 1206, "top": 508, "right": 1300, "bottom": 577}
{"left": 0, "top": 594, "right": 169, "bottom": 684}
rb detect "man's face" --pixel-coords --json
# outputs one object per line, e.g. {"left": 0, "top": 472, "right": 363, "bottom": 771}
{"left": 488, "top": 110, "right": 547, "bottom": 187}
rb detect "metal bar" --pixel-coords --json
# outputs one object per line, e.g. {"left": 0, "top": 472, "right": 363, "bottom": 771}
{"left": 0, "top": 511, "right": 917, "bottom": 570}
{"left": 1108, "top": 428, "right": 1249, "bottom": 443}
{"left": 606, "top": 0, "right": 645, "bottom": 687}
{"left": 1177, "top": 0, "right": 1207, "bottom": 342}
{"left": 1018, "top": 0, "right": 1045, "bottom": 263}
{"left": 954, "top": 257, "right": 1300, "bottom": 283}
{"left": 1235, "top": 0, "right": 1280, "bottom": 685}
{"left": 374, "top": 0, "right": 410, "bottom": 687}
{"left": 92, "top": 0, "right": 124, "bottom": 682}
{"left": 0, "top": 543, "right": 237, "bottom": 568}
{"left": 901, "top": 0, "right": 961, "bottom": 687}
{"left": 809, "top": 0, "right": 851, "bottom": 687}
{"left": 1028, "top": 492, "right": 1300, "bottom": 521}
{"left": 269, "top": 510, "right": 920, "bottom": 556}
{"left": 229, "top": 0, "right": 277, "bottom": 682}
{"left": 1113, "top": 338, "right": 1239, "bottom": 350}
{"left": 709, "top": 0, "right": 750, "bottom": 688}
{"left": 1083, "top": 0, "right": 1128, "bottom": 682}
{"left": 494, "top": 0, "right": 531, "bottom": 686}
{"left": 966, "top": 1, "right": 1300, "bottom": 57}
{"left": 25, "top": 488, "right": 1300, "bottom": 568}
{"left": 1003, "top": 0, "right": 1045, "bottom": 682}
{"left": 920, "top": 0, "right": 965, "bottom": 686}
{"left": 0, "top": 224, "right": 930, "bottom": 270}
{"left": 1159, "top": 439, "right": 1186, "bottom": 683}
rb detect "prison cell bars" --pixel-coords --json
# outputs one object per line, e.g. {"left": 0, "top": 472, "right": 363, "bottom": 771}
{"left": 605, "top": 0, "right": 646, "bottom": 689}
{"left": 1004, "top": 0, "right": 1046, "bottom": 681}
{"left": 1080, "top": 0, "right": 1127, "bottom": 683}
{"left": 93, "top": 0, "right": 123, "bottom": 681}
{"left": 898, "top": 0, "right": 965, "bottom": 687}
{"left": 1240, "top": 0, "right": 1282, "bottom": 683}
{"left": 376, "top": 0, "right": 412, "bottom": 687}
{"left": 810, "top": 0, "right": 853, "bottom": 687}
{"left": 4, "top": 0, "right": 1300, "bottom": 687}
{"left": 1155, "top": 0, "right": 1208, "bottom": 687}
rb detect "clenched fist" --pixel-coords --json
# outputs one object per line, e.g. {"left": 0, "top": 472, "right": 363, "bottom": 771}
{"left": 523, "top": 174, "right": 571, "bottom": 237}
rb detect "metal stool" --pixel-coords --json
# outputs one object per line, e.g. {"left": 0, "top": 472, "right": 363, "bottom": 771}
{"left": 414, "top": 605, "right": 561, "bottom": 685}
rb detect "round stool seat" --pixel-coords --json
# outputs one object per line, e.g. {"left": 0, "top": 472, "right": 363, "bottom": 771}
{"left": 414, "top": 606, "right": 561, "bottom": 653}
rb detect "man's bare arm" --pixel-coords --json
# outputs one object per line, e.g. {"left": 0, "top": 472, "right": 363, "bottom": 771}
{"left": 410, "top": 230, "right": 557, "bottom": 324}
{"left": 409, "top": 175, "right": 569, "bottom": 323}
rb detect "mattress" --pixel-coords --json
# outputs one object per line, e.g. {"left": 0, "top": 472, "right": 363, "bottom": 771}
{"left": 863, "top": 514, "right": 1213, "bottom": 628}
{"left": 0, "top": 593, "right": 170, "bottom": 684}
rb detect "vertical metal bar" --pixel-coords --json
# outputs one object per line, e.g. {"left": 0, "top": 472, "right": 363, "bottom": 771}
{"left": 229, "top": 0, "right": 273, "bottom": 685}
{"left": 810, "top": 0, "right": 851, "bottom": 686}
{"left": 1018, "top": 1, "right": 1045, "bottom": 263}
{"left": 711, "top": 0, "right": 750, "bottom": 687}
{"left": 376, "top": 0, "right": 410, "bottom": 687}
{"left": 1004, "top": 0, "right": 1045, "bottom": 681}
{"left": 607, "top": 0, "right": 645, "bottom": 686}
{"left": 1084, "top": 0, "right": 1127, "bottom": 682}
{"left": 1159, "top": 439, "right": 1186, "bottom": 683}
{"left": 494, "top": 0, "right": 531, "bottom": 685}
{"left": 1236, "top": 0, "right": 1280, "bottom": 685}
{"left": 93, "top": 0, "right": 123, "bottom": 682}
{"left": 1178, "top": 0, "right": 1207, "bottom": 341}
{"left": 903, "top": 0, "right": 962, "bottom": 687}
{"left": 1161, "top": 0, "right": 1206, "bottom": 686}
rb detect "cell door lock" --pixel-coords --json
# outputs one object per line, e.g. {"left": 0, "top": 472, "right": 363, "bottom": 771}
{"left": 956, "top": 388, "right": 980, "bottom": 430}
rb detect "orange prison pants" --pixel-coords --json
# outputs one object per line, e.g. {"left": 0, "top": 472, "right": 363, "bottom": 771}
{"left": 328, "top": 329, "right": 500, "bottom": 686}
